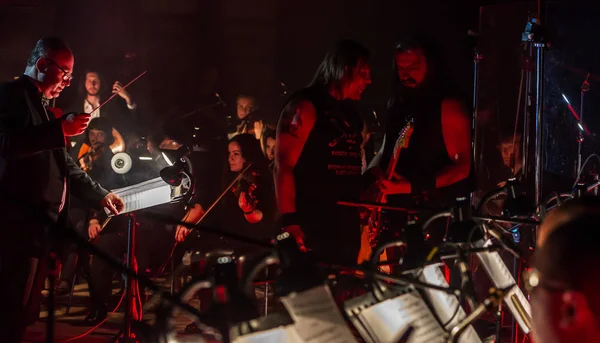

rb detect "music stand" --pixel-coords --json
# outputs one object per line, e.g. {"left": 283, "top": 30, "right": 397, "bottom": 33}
{"left": 344, "top": 284, "right": 445, "bottom": 343}
{"left": 105, "top": 176, "right": 191, "bottom": 342}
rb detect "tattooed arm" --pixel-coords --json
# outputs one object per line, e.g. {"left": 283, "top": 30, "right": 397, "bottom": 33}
{"left": 274, "top": 99, "right": 317, "bottom": 249}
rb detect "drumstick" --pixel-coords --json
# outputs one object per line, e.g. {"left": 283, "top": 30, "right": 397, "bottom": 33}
{"left": 89, "top": 70, "right": 147, "bottom": 116}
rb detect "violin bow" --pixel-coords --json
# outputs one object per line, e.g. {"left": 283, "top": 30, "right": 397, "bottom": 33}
{"left": 89, "top": 70, "right": 147, "bottom": 116}
{"left": 193, "top": 163, "right": 253, "bottom": 226}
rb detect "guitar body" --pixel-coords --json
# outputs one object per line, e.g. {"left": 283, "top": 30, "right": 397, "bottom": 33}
{"left": 358, "top": 117, "right": 414, "bottom": 273}
{"left": 357, "top": 224, "right": 390, "bottom": 273}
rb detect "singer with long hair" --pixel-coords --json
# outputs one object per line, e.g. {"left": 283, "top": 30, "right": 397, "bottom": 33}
{"left": 274, "top": 39, "right": 372, "bottom": 266}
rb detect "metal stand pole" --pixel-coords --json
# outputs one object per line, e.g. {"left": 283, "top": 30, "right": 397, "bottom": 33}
{"left": 472, "top": 49, "right": 482, "bottom": 169}
{"left": 576, "top": 74, "right": 590, "bottom": 176}
{"left": 471, "top": 37, "right": 483, "bottom": 207}
{"left": 522, "top": 42, "right": 533, "bottom": 183}
{"left": 534, "top": 41, "right": 546, "bottom": 210}
{"left": 115, "top": 213, "right": 141, "bottom": 343}
{"left": 263, "top": 269, "right": 269, "bottom": 316}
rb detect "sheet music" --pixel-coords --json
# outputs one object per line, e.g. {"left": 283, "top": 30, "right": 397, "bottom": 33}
{"left": 419, "top": 264, "right": 482, "bottom": 343}
{"left": 474, "top": 240, "right": 532, "bottom": 334}
{"left": 358, "top": 289, "right": 445, "bottom": 343}
{"left": 233, "top": 325, "right": 302, "bottom": 343}
{"left": 281, "top": 284, "right": 358, "bottom": 343}
{"left": 105, "top": 177, "right": 172, "bottom": 215}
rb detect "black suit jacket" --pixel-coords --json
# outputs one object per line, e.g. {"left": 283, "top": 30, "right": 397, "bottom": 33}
{"left": 0, "top": 76, "right": 109, "bottom": 254}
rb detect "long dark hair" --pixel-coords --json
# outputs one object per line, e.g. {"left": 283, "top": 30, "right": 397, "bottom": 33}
{"left": 308, "top": 39, "right": 370, "bottom": 92}
{"left": 229, "top": 134, "right": 271, "bottom": 178}
{"left": 388, "top": 34, "right": 454, "bottom": 109}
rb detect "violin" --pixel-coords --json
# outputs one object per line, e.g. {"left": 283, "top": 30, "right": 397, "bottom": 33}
{"left": 231, "top": 164, "right": 261, "bottom": 212}
{"left": 79, "top": 143, "right": 107, "bottom": 172}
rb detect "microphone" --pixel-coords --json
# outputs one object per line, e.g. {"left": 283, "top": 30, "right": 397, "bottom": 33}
{"left": 215, "top": 92, "right": 227, "bottom": 107}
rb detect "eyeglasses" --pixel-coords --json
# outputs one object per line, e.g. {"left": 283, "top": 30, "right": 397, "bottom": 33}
{"left": 523, "top": 268, "right": 571, "bottom": 294}
{"left": 46, "top": 58, "right": 73, "bottom": 82}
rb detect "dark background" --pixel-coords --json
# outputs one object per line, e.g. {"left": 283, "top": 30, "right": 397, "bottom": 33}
{"left": 3, "top": 0, "right": 596, "bottom": 185}
{"left": 0, "top": 0, "right": 519, "bottom": 121}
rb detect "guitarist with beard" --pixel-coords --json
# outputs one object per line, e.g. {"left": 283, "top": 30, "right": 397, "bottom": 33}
{"left": 366, "top": 35, "right": 473, "bottom": 271}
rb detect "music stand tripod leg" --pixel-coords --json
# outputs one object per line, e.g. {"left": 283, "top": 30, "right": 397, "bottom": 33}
{"left": 114, "top": 213, "right": 142, "bottom": 343}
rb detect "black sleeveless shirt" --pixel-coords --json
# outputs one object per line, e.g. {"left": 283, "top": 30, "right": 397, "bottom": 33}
{"left": 288, "top": 86, "right": 365, "bottom": 264}
{"left": 380, "top": 94, "right": 472, "bottom": 208}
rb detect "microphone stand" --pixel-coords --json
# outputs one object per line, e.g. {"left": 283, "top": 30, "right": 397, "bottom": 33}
{"left": 470, "top": 30, "right": 483, "bottom": 207}
{"left": 576, "top": 74, "right": 590, "bottom": 176}
{"left": 533, "top": 19, "right": 546, "bottom": 214}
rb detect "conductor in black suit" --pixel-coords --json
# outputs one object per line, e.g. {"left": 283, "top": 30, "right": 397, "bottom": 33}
{"left": 0, "top": 37, "right": 125, "bottom": 342}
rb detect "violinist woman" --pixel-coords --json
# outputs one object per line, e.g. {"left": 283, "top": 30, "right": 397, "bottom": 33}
{"left": 176, "top": 133, "right": 278, "bottom": 334}
{"left": 260, "top": 128, "right": 276, "bottom": 165}
{"left": 174, "top": 133, "right": 277, "bottom": 250}
{"left": 222, "top": 133, "right": 277, "bottom": 251}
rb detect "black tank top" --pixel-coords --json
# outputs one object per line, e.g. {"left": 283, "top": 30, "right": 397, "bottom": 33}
{"left": 381, "top": 95, "right": 472, "bottom": 207}
{"left": 287, "top": 86, "right": 364, "bottom": 263}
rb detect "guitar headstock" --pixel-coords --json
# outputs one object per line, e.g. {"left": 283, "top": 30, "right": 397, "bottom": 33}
{"left": 397, "top": 117, "right": 415, "bottom": 149}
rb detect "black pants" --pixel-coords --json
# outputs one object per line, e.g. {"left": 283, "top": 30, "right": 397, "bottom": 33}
{"left": 88, "top": 218, "right": 152, "bottom": 312}
{"left": 0, "top": 222, "right": 50, "bottom": 343}
{"left": 60, "top": 207, "right": 89, "bottom": 284}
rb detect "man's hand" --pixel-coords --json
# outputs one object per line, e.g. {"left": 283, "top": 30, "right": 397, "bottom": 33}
{"left": 112, "top": 81, "right": 132, "bottom": 105}
{"left": 101, "top": 193, "right": 125, "bottom": 216}
{"left": 175, "top": 225, "right": 191, "bottom": 243}
{"left": 62, "top": 113, "right": 91, "bottom": 136}
{"left": 88, "top": 219, "right": 102, "bottom": 240}
{"left": 283, "top": 224, "right": 308, "bottom": 252}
